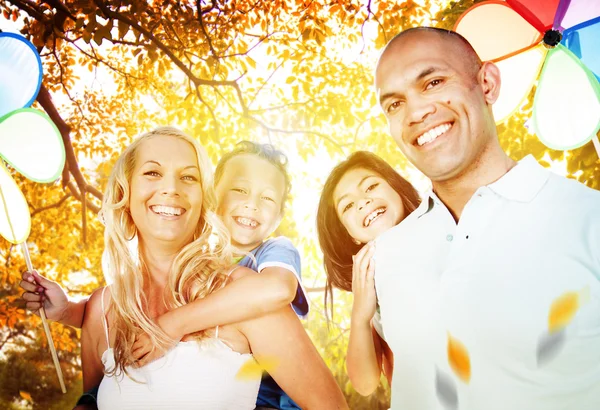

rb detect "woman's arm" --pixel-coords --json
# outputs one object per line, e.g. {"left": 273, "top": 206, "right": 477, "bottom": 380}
{"left": 81, "top": 287, "right": 107, "bottom": 392}
{"left": 238, "top": 306, "right": 348, "bottom": 410}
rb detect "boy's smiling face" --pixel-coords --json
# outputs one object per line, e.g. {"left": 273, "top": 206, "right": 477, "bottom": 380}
{"left": 215, "top": 154, "right": 286, "bottom": 252}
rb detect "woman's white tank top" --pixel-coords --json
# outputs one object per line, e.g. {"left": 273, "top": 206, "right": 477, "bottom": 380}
{"left": 97, "top": 289, "right": 261, "bottom": 409}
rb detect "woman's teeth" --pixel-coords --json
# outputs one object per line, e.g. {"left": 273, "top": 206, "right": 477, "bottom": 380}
{"left": 151, "top": 205, "right": 184, "bottom": 216}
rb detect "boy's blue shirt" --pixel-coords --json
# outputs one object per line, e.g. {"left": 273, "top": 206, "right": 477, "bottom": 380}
{"left": 238, "top": 236, "right": 309, "bottom": 317}
{"left": 238, "top": 236, "right": 307, "bottom": 409}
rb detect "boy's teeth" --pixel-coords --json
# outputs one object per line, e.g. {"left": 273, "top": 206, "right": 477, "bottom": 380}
{"left": 417, "top": 123, "right": 451, "bottom": 146}
{"left": 236, "top": 217, "right": 258, "bottom": 227}
{"left": 151, "top": 205, "right": 183, "bottom": 216}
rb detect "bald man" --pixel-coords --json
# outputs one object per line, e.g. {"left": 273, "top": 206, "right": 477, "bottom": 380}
{"left": 371, "top": 27, "right": 600, "bottom": 410}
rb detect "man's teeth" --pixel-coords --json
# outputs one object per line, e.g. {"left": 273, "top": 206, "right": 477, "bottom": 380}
{"left": 417, "top": 123, "right": 451, "bottom": 146}
{"left": 236, "top": 217, "right": 258, "bottom": 227}
{"left": 364, "top": 208, "right": 386, "bottom": 227}
{"left": 151, "top": 205, "right": 183, "bottom": 216}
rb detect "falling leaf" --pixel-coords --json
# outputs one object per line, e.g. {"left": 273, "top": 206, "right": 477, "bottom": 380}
{"left": 548, "top": 290, "right": 580, "bottom": 333}
{"left": 235, "top": 356, "right": 280, "bottom": 381}
{"left": 435, "top": 367, "right": 459, "bottom": 410}
{"left": 447, "top": 332, "right": 471, "bottom": 383}
{"left": 537, "top": 328, "right": 566, "bottom": 366}
{"left": 19, "top": 391, "right": 32, "bottom": 401}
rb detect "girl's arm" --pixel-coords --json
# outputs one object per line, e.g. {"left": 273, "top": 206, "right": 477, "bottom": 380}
{"left": 20, "top": 270, "right": 89, "bottom": 328}
{"left": 345, "top": 242, "right": 387, "bottom": 396}
{"left": 238, "top": 306, "right": 348, "bottom": 409}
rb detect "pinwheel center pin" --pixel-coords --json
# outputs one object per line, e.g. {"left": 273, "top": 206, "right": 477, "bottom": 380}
{"left": 543, "top": 29, "right": 562, "bottom": 48}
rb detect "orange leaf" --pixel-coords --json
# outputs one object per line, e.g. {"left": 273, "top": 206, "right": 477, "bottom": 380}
{"left": 447, "top": 333, "right": 471, "bottom": 383}
{"left": 19, "top": 391, "right": 32, "bottom": 401}
{"left": 548, "top": 290, "right": 582, "bottom": 333}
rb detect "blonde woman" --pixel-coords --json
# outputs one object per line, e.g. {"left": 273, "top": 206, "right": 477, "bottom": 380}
{"left": 78, "top": 127, "right": 346, "bottom": 409}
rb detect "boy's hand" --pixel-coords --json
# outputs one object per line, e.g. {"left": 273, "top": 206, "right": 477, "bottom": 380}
{"left": 351, "top": 242, "right": 377, "bottom": 325}
{"left": 19, "top": 270, "right": 70, "bottom": 322}
{"left": 132, "top": 314, "right": 182, "bottom": 367}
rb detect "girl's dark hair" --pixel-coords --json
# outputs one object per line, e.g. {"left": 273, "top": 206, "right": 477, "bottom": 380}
{"left": 214, "top": 141, "right": 291, "bottom": 212}
{"left": 316, "top": 151, "right": 421, "bottom": 318}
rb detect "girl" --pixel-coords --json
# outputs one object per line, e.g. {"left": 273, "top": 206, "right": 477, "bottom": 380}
{"left": 316, "top": 151, "right": 420, "bottom": 396}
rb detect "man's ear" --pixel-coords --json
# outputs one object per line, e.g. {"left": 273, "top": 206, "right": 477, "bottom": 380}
{"left": 478, "top": 61, "right": 501, "bottom": 105}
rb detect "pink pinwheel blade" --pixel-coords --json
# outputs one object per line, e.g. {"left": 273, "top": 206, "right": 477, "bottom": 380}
{"left": 454, "top": 1, "right": 542, "bottom": 62}
{"left": 507, "top": 0, "right": 561, "bottom": 32}
{"left": 557, "top": 0, "right": 600, "bottom": 30}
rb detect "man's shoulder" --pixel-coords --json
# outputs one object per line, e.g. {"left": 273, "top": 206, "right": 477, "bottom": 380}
{"left": 544, "top": 173, "right": 600, "bottom": 210}
{"left": 378, "top": 200, "right": 430, "bottom": 244}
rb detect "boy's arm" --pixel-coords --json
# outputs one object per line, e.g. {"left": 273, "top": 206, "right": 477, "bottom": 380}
{"left": 165, "top": 266, "right": 297, "bottom": 336}
{"left": 132, "top": 266, "right": 298, "bottom": 365}
{"left": 20, "top": 270, "right": 88, "bottom": 328}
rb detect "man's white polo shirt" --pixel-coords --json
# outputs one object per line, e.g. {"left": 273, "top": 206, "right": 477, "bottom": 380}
{"left": 374, "top": 155, "right": 600, "bottom": 410}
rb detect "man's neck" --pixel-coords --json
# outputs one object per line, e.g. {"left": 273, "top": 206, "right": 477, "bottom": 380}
{"left": 432, "top": 148, "right": 516, "bottom": 222}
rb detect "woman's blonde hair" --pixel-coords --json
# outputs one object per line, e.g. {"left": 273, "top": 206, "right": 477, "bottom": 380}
{"left": 101, "top": 126, "right": 234, "bottom": 376}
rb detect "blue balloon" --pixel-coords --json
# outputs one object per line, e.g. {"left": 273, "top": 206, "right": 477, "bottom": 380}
{"left": 0, "top": 32, "right": 43, "bottom": 118}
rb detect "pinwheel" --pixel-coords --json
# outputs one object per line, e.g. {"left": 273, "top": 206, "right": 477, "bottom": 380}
{"left": 0, "top": 32, "right": 66, "bottom": 392}
{"left": 455, "top": 0, "right": 600, "bottom": 155}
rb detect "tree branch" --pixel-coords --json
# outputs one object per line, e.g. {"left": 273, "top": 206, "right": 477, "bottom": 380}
{"left": 30, "top": 194, "right": 71, "bottom": 217}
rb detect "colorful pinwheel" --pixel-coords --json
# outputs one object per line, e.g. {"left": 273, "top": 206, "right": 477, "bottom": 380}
{"left": 0, "top": 32, "right": 66, "bottom": 392}
{"left": 455, "top": 0, "right": 600, "bottom": 154}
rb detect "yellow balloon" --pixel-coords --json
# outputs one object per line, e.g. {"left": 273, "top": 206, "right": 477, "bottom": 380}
{"left": 0, "top": 161, "right": 30, "bottom": 244}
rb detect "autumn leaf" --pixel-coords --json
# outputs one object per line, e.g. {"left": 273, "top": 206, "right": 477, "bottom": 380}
{"left": 19, "top": 391, "right": 32, "bottom": 401}
{"left": 447, "top": 332, "right": 471, "bottom": 384}
{"left": 235, "top": 357, "right": 280, "bottom": 381}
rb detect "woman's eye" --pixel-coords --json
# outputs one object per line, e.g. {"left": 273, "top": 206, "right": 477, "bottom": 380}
{"left": 232, "top": 188, "right": 246, "bottom": 194}
{"left": 262, "top": 196, "right": 274, "bottom": 202}
{"left": 366, "top": 183, "right": 379, "bottom": 193}
{"left": 144, "top": 171, "right": 160, "bottom": 177}
{"left": 182, "top": 175, "right": 198, "bottom": 181}
{"left": 342, "top": 202, "right": 353, "bottom": 213}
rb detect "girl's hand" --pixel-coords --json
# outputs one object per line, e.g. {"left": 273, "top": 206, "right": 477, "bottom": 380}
{"left": 351, "top": 241, "right": 377, "bottom": 325}
{"left": 19, "top": 270, "right": 70, "bottom": 322}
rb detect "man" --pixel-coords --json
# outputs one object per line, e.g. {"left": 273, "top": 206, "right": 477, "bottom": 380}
{"left": 373, "top": 27, "right": 600, "bottom": 410}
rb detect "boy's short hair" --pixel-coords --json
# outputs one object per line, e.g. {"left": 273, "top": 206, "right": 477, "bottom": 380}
{"left": 215, "top": 141, "right": 291, "bottom": 212}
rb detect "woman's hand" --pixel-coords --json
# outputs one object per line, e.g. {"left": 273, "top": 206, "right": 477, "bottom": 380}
{"left": 351, "top": 241, "right": 377, "bottom": 325}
